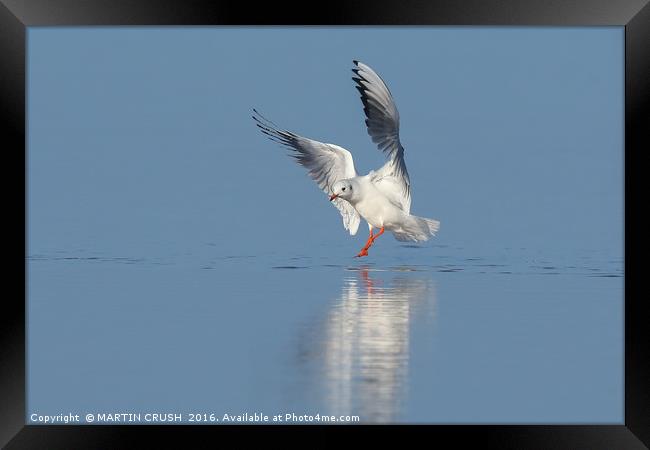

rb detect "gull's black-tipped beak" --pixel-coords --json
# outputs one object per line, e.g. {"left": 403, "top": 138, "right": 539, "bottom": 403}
{"left": 329, "top": 193, "right": 339, "bottom": 201}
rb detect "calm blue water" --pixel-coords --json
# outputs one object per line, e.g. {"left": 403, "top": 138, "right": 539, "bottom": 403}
{"left": 27, "top": 244, "right": 623, "bottom": 423}
{"left": 27, "top": 27, "right": 623, "bottom": 424}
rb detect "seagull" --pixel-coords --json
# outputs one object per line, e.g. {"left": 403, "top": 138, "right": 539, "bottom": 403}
{"left": 253, "top": 60, "right": 440, "bottom": 257}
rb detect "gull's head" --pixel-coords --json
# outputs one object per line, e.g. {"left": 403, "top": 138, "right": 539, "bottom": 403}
{"left": 329, "top": 180, "right": 354, "bottom": 202}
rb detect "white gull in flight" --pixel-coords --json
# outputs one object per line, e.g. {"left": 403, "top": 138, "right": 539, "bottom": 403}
{"left": 253, "top": 60, "right": 440, "bottom": 257}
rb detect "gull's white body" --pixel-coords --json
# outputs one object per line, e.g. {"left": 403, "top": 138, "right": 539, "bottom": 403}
{"left": 350, "top": 175, "right": 402, "bottom": 230}
{"left": 335, "top": 173, "right": 439, "bottom": 243}
{"left": 253, "top": 61, "right": 440, "bottom": 253}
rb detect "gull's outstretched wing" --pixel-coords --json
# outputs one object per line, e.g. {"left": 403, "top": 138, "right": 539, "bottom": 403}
{"left": 352, "top": 60, "right": 411, "bottom": 213}
{"left": 253, "top": 109, "right": 361, "bottom": 235}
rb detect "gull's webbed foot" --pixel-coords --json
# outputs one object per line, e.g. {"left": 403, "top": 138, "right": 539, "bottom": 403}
{"left": 355, "top": 248, "right": 369, "bottom": 258}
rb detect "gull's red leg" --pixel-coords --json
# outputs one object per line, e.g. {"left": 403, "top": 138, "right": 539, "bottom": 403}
{"left": 355, "top": 227, "right": 385, "bottom": 258}
{"left": 355, "top": 227, "right": 385, "bottom": 257}
{"left": 355, "top": 228, "right": 375, "bottom": 258}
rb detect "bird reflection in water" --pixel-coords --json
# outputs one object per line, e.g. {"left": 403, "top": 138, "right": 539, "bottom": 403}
{"left": 305, "top": 267, "right": 436, "bottom": 423}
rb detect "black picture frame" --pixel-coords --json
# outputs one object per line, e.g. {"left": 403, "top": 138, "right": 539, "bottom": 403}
{"left": 3, "top": 1, "right": 647, "bottom": 448}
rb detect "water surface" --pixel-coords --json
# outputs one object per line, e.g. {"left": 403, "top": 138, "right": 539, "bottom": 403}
{"left": 27, "top": 245, "right": 623, "bottom": 423}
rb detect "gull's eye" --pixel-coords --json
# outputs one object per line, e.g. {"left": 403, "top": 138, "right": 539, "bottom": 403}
{"left": 342, "top": 187, "right": 346, "bottom": 191}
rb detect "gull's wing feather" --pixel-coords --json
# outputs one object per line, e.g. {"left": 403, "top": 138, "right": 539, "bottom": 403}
{"left": 352, "top": 60, "right": 411, "bottom": 213}
{"left": 253, "top": 109, "right": 360, "bottom": 235}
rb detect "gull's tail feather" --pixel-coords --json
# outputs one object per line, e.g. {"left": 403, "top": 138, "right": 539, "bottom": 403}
{"left": 392, "top": 215, "right": 440, "bottom": 242}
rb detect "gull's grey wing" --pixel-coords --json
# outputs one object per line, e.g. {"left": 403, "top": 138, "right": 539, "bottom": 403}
{"left": 352, "top": 60, "right": 411, "bottom": 213}
{"left": 253, "top": 109, "right": 361, "bottom": 235}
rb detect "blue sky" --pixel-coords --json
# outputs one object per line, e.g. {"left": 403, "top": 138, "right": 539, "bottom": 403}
{"left": 28, "top": 27, "right": 623, "bottom": 258}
